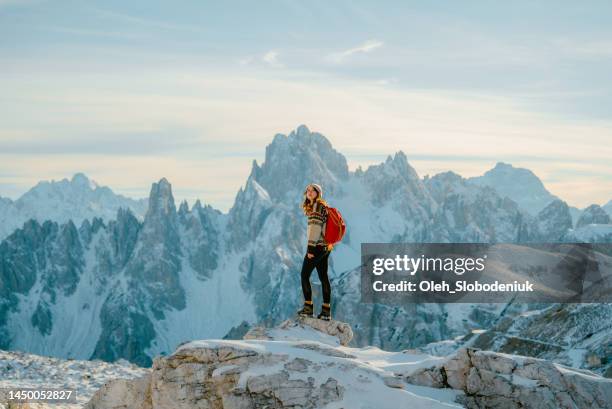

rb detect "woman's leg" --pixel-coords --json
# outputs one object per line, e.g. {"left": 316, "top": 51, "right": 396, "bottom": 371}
{"left": 300, "top": 254, "right": 316, "bottom": 302}
{"left": 315, "top": 249, "right": 331, "bottom": 304}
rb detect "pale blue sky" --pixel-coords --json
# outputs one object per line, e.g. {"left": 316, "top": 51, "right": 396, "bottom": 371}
{"left": 1, "top": 0, "right": 611, "bottom": 210}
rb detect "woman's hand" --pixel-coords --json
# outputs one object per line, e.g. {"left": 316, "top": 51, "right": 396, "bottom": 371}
{"left": 307, "top": 253, "right": 314, "bottom": 259}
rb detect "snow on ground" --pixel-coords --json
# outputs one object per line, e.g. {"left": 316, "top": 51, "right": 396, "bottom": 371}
{"left": 0, "top": 349, "right": 148, "bottom": 409}
{"left": 1, "top": 320, "right": 464, "bottom": 409}
{"left": 179, "top": 323, "right": 464, "bottom": 408}
{"left": 6, "top": 318, "right": 610, "bottom": 409}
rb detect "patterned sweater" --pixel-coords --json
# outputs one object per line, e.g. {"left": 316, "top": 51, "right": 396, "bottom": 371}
{"left": 307, "top": 200, "right": 328, "bottom": 253}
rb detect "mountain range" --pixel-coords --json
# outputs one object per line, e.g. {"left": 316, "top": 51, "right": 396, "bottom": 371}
{"left": 1, "top": 125, "right": 611, "bottom": 377}
{"left": 0, "top": 173, "right": 147, "bottom": 240}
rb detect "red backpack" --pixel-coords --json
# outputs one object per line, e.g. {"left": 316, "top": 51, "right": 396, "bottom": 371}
{"left": 324, "top": 205, "right": 346, "bottom": 247}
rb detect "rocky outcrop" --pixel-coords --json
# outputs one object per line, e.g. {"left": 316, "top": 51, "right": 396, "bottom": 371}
{"left": 85, "top": 318, "right": 452, "bottom": 409}
{"left": 405, "top": 347, "right": 612, "bottom": 409}
{"left": 244, "top": 316, "right": 354, "bottom": 346}
{"left": 86, "top": 317, "right": 612, "bottom": 409}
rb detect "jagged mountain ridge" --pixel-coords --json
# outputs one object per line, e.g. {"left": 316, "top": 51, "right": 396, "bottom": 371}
{"left": 0, "top": 173, "right": 147, "bottom": 240}
{"left": 468, "top": 161, "right": 559, "bottom": 216}
{"left": 1, "top": 125, "right": 611, "bottom": 373}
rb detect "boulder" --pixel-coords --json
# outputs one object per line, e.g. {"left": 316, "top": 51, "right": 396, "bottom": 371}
{"left": 405, "top": 347, "right": 612, "bottom": 409}
{"left": 245, "top": 316, "right": 353, "bottom": 346}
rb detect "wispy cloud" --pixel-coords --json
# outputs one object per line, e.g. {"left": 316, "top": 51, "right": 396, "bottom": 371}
{"left": 238, "top": 51, "right": 284, "bottom": 68}
{"left": 2, "top": 60, "right": 611, "bottom": 208}
{"left": 262, "top": 50, "right": 282, "bottom": 67}
{"left": 329, "top": 40, "right": 383, "bottom": 63}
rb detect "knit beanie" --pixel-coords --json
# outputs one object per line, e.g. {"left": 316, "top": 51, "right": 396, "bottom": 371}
{"left": 309, "top": 183, "right": 323, "bottom": 197}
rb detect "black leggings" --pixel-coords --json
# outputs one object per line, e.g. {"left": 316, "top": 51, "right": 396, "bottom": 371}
{"left": 301, "top": 246, "right": 331, "bottom": 304}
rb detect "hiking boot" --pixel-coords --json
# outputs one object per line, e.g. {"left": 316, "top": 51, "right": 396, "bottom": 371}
{"left": 317, "top": 303, "right": 331, "bottom": 321}
{"left": 297, "top": 301, "right": 314, "bottom": 317}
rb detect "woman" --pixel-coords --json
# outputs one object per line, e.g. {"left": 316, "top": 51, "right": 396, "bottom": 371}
{"left": 297, "top": 183, "right": 333, "bottom": 320}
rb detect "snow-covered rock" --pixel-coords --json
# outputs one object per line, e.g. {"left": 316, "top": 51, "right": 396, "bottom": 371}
{"left": 405, "top": 347, "right": 612, "bottom": 409}
{"left": 85, "top": 318, "right": 459, "bottom": 409}
{"left": 85, "top": 319, "right": 612, "bottom": 409}
{"left": 245, "top": 316, "right": 354, "bottom": 347}
{"left": 0, "top": 173, "right": 147, "bottom": 240}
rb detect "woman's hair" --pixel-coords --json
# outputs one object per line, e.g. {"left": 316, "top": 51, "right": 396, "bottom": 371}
{"left": 302, "top": 185, "right": 327, "bottom": 215}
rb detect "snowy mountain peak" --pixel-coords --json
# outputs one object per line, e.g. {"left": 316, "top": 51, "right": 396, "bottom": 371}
{"left": 468, "top": 162, "right": 557, "bottom": 215}
{"left": 429, "top": 170, "right": 463, "bottom": 183}
{"left": 424, "top": 170, "right": 467, "bottom": 202}
{"left": 294, "top": 123, "right": 311, "bottom": 136}
{"left": 576, "top": 204, "right": 611, "bottom": 228}
{"left": 178, "top": 200, "right": 189, "bottom": 216}
{"left": 388, "top": 151, "right": 420, "bottom": 179}
{"left": 71, "top": 172, "right": 98, "bottom": 189}
{"left": 285, "top": 124, "right": 337, "bottom": 152}
{"left": 0, "top": 173, "right": 147, "bottom": 240}
{"left": 533, "top": 198, "right": 573, "bottom": 240}
{"left": 481, "top": 162, "right": 545, "bottom": 188}
{"left": 365, "top": 150, "right": 421, "bottom": 185}
{"left": 147, "top": 178, "right": 176, "bottom": 217}
{"left": 492, "top": 161, "right": 513, "bottom": 170}
{"left": 250, "top": 125, "right": 349, "bottom": 202}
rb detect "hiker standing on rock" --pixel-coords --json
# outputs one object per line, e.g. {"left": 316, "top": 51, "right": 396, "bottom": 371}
{"left": 297, "top": 183, "right": 334, "bottom": 320}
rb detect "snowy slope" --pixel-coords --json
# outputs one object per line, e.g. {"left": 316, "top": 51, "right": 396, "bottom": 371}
{"left": 0, "top": 348, "right": 147, "bottom": 409}
{"left": 0, "top": 173, "right": 147, "bottom": 240}
{"left": 466, "top": 303, "right": 612, "bottom": 377}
